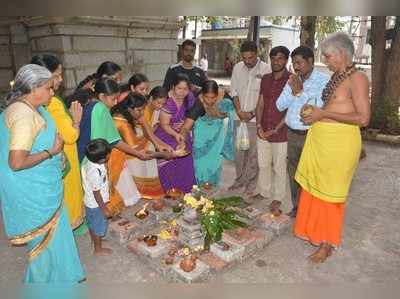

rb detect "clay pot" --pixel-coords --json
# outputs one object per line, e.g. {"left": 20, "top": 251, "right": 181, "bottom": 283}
{"left": 270, "top": 207, "right": 282, "bottom": 217}
{"left": 180, "top": 256, "right": 197, "bottom": 272}
{"left": 217, "top": 241, "right": 230, "bottom": 251}
{"left": 202, "top": 182, "right": 213, "bottom": 190}
{"left": 143, "top": 235, "right": 158, "bottom": 247}
{"left": 165, "top": 188, "right": 183, "bottom": 200}
{"left": 152, "top": 199, "right": 164, "bottom": 211}
{"left": 168, "top": 247, "right": 178, "bottom": 256}
{"left": 165, "top": 254, "right": 174, "bottom": 265}
{"left": 135, "top": 210, "right": 149, "bottom": 220}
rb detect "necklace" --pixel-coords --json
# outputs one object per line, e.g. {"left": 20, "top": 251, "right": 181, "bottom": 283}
{"left": 321, "top": 64, "right": 359, "bottom": 103}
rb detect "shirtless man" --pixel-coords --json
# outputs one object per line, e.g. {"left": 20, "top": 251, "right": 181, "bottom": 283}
{"left": 293, "top": 32, "right": 370, "bottom": 263}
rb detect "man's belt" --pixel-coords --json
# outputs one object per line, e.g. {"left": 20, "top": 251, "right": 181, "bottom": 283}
{"left": 288, "top": 128, "right": 308, "bottom": 135}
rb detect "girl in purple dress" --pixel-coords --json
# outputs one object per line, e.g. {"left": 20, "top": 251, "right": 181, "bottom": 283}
{"left": 154, "top": 74, "right": 196, "bottom": 193}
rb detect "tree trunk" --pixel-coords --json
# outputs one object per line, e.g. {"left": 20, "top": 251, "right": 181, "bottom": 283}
{"left": 370, "top": 16, "right": 387, "bottom": 100}
{"left": 355, "top": 16, "right": 368, "bottom": 62}
{"left": 182, "top": 16, "right": 187, "bottom": 39}
{"left": 247, "top": 17, "right": 254, "bottom": 41}
{"left": 300, "top": 16, "right": 317, "bottom": 50}
{"left": 383, "top": 16, "right": 400, "bottom": 105}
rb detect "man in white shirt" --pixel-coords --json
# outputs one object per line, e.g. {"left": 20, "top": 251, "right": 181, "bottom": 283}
{"left": 228, "top": 41, "right": 271, "bottom": 202}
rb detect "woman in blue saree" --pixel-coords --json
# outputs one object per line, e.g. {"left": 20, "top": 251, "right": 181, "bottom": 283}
{"left": 0, "top": 64, "right": 85, "bottom": 283}
{"left": 188, "top": 80, "right": 235, "bottom": 187}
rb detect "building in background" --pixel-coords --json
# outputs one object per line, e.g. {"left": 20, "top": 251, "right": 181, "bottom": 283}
{"left": 0, "top": 16, "right": 181, "bottom": 102}
{"left": 199, "top": 23, "right": 299, "bottom": 76}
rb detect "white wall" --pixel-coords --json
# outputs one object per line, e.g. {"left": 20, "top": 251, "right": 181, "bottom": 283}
{"left": 271, "top": 27, "right": 300, "bottom": 53}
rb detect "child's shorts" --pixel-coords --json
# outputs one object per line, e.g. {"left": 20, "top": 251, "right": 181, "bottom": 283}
{"left": 85, "top": 206, "right": 108, "bottom": 237}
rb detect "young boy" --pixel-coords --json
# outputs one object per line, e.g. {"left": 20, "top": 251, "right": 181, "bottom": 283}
{"left": 81, "top": 138, "right": 113, "bottom": 256}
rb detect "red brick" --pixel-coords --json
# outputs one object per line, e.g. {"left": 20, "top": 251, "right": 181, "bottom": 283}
{"left": 109, "top": 218, "right": 139, "bottom": 243}
{"left": 199, "top": 252, "right": 229, "bottom": 272}
{"left": 249, "top": 229, "right": 267, "bottom": 249}
{"left": 127, "top": 239, "right": 141, "bottom": 255}
{"left": 224, "top": 228, "right": 254, "bottom": 244}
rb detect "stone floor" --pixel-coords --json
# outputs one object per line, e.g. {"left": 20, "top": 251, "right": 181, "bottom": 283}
{"left": 1, "top": 140, "right": 400, "bottom": 283}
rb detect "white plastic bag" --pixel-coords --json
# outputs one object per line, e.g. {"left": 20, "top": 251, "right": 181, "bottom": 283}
{"left": 236, "top": 122, "right": 250, "bottom": 150}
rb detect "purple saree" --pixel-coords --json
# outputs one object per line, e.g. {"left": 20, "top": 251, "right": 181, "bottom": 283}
{"left": 154, "top": 93, "right": 196, "bottom": 193}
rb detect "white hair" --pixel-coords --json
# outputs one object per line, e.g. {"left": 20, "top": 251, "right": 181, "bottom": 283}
{"left": 321, "top": 32, "right": 355, "bottom": 61}
{"left": 6, "top": 64, "right": 52, "bottom": 105}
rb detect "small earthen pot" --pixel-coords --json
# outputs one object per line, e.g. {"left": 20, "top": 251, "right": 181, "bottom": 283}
{"left": 168, "top": 247, "right": 178, "bottom": 256}
{"left": 180, "top": 256, "right": 197, "bottom": 272}
{"left": 165, "top": 254, "right": 174, "bottom": 265}
{"left": 202, "top": 182, "right": 213, "bottom": 190}
{"left": 217, "top": 241, "right": 230, "bottom": 251}
{"left": 134, "top": 210, "right": 149, "bottom": 220}
{"left": 143, "top": 235, "right": 158, "bottom": 247}
{"left": 165, "top": 188, "right": 184, "bottom": 200}
{"left": 152, "top": 199, "right": 165, "bottom": 211}
{"left": 270, "top": 207, "right": 282, "bottom": 217}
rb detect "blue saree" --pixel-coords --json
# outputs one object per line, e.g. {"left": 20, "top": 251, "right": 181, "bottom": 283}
{"left": 193, "top": 98, "right": 235, "bottom": 186}
{"left": 0, "top": 105, "right": 85, "bottom": 283}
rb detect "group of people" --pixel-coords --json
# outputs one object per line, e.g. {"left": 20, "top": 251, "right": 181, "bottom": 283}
{"left": 228, "top": 33, "right": 369, "bottom": 263}
{"left": 0, "top": 31, "right": 370, "bottom": 283}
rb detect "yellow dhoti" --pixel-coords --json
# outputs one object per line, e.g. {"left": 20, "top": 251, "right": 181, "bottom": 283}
{"left": 294, "top": 121, "right": 361, "bottom": 246}
{"left": 295, "top": 121, "right": 361, "bottom": 203}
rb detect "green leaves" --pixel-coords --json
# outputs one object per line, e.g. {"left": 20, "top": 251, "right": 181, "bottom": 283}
{"left": 200, "top": 198, "right": 248, "bottom": 245}
{"left": 212, "top": 196, "right": 247, "bottom": 209}
{"left": 201, "top": 210, "right": 223, "bottom": 243}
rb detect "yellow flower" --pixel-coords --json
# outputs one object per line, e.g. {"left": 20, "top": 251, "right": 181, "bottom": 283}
{"left": 201, "top": 206, "right": 208, "bottom": 214}
{"left": 184, "top": 194, "right": 199, "bottom": 209}
{"left": 170, "top": 219, "right": 177, "bottom": 227}
{"left": 209, "top": 210, "right": 215, "bottom": 216}
{"left": 183, "top": 247, "right": 190, "bottom": 256}
{"left": 158, "top": 230, "right": 172, "bottom": 240}
{"left": 194, "top": 245, "right": 203, "bottom": 251}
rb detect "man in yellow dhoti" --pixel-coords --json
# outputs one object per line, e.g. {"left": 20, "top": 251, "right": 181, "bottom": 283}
{"left": 294, "top": 32, "right": 370, "bottom": 263}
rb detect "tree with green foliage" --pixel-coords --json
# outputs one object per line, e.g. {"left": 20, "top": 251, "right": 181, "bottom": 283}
{"left": 370, "top": 16, "right": 400, "bottom": 134}
{"left": 265, "top": 16, "right": 345, "bottom": 50}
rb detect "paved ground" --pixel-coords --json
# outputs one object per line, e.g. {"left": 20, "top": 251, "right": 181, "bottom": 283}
{"left": 1, "top": 140, "right": 400, "bottom": 283}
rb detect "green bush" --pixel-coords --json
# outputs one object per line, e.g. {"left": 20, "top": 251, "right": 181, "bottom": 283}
{"left": 369, "top": 96, "right": 400, "bottom": 135}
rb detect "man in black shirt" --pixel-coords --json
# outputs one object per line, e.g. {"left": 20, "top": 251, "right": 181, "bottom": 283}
{"left": 163, "top": 39, "right": 207, "bottom": 93}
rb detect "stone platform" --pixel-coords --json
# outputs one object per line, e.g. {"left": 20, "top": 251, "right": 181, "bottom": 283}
{"left": 108, "top": 195, "right": 291, "bottom": 283}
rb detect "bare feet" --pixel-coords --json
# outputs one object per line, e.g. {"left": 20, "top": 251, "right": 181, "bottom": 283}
{"left": 94, "top": 247, "right": 113, "bottom": 256}
{"left": 286, "top": 208, "right": 297, "bottom": 218}
{"left": 249, "top": 193, "right": 268, "bottom": 201}
{"left": 308, "top": 243, "right": 333, "bottom": 263}
{"left": 228, "top": 182, "right": 243, "bottom": 191}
